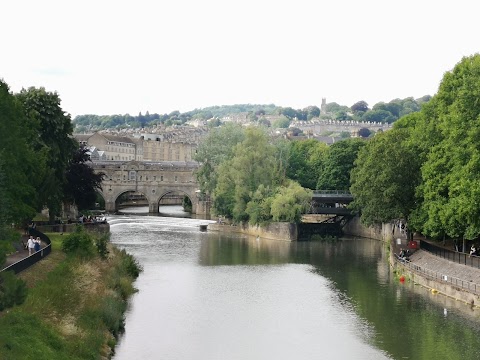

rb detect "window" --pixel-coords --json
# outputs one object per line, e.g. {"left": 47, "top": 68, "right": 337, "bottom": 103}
{"left": 174, "top": 176, "right": 178, "bottom": 182}
{"left": 129, "top": 171, "right": 136, "bottom": 181}
{"left": 160, "top": 175, "right": 164, "bottom": 181}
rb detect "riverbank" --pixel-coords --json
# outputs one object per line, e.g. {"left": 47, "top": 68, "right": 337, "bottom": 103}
{"left": 0, "top": 230, "right": 141, "bottom": 360}
{"left": 209, "top": 216, "right": 480, "bottom": 306}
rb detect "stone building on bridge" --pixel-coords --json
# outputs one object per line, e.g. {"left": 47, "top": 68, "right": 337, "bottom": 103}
{"left": 91, "top": 160, "right": 209, "bottom": 215}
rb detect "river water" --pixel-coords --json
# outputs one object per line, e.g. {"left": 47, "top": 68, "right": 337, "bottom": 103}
{"left": 110, "top": 207, "right": 480, "bottom": 360}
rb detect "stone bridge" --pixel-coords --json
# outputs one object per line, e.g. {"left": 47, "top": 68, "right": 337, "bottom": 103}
{"left": 90, "top": 161, "right": 209, "bottom": 215}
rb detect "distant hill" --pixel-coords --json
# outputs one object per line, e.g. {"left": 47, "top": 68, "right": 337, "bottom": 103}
{"left": 72, "top": 96, "right": 431, "bottom": 132}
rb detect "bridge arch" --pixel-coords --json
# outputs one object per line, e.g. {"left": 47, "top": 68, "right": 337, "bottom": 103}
{"left": 91, "top": 160, "right": 208, "bottom": 215}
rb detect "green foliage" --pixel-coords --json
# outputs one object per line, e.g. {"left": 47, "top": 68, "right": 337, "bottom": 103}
{"left": 350, "top": 128, "right": 422, "bottom": 226}
{"left": 272, "top": 115, "right": 291, "bottom": 128}
{"left": 98, "top": 296, "right": 127, "bottom": 337}
{"left": 0, "top": 81, "right": 39, "bottom": 224}
{"left": 194, "top": 122, "right": 245, "bottom": 195}
{"left": 182, "top": 196, "right": 192, "bottom": 212}
{"left": 95, "top": 233, "right": 110, "bottom": 259}
{"left": 212, "top": 127, "right": 289, "bottom": 223}
{"left": 15, "top": 87, "right": 77, "bottom": 221}
{"left": 0, "top": 271, "right": 28, "bottom": 311}
{"left": 64, "top": 147, "right": 104, "bottom": 211}
{"left": 119, "top": 249, "right": 142, "bottom": 278}
{"left": 286, "top": 139, "right": 328, "bottom": 189}
{"left": 317, "top": 138, "right": 366, "bottom": 190}
{"left": 351, "top": 101, "right": 369, "bottom": 113}
{"left": 410, "top": 54, "right": 480, "bottom": 239}
{"left": 61, "top": 226, "right": 95, "bottom": 259}
{"left": 270, "top": 181, "right": 312, "bottom": 223}
{"left": 245, "top": 185, "right": 275, "bottom": 224}
{"left": 357, "top": 127, "right": 372, "bottom": 138}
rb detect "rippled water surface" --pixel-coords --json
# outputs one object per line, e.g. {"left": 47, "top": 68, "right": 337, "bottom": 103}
{"left": 110, "top": 207, "right": 480, "bottom": 360}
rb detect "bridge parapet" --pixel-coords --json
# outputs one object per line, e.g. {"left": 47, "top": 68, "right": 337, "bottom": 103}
{"left": 89, "top": 160, "right": 209, "bottom": 215}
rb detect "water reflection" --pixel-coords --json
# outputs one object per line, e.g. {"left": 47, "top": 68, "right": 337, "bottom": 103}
{"left": 111, "top": 215, "right": 480, "bottom": 360}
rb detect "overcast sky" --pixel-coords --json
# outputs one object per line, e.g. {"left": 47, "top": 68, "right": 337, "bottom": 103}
{"left": 2, "top": 0, "right": 479, "bottom": 117}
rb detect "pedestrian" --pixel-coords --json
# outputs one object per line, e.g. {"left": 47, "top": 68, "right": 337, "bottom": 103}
{"left": 34, "top": 237, "right": 41, "bottom": 253}
{"left": 470, "top": 244, "right": 476, "bottom": 257}
{"left": 27, "top": 236, "right": 35, "bottom": 255}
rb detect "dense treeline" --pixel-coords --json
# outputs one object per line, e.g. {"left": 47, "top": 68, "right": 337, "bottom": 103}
{"left": 194, "top": 53, "right": 480, "bottom": 247}
{"left": 0, "top": 80, "right": 103, "bottom": 309}
{"left": 72, "top": 96, "right": 429, "bottom": 132}
{"left": 350, "top": 54, "right": 480, "bottom": 246}
{"left": 194, "top": 124, "right": 366, "bottom": 224}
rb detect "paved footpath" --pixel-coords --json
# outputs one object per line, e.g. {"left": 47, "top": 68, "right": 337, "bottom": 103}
{"left": 2, "top": 235, "right": 45, "bottom": 269}
{"left": 407, "top": 249, "right": 480, "bottom": 285}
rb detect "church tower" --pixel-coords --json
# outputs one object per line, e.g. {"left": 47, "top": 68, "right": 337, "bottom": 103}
{"left": 320, "top": 98, "right": 327, "bottom": 115}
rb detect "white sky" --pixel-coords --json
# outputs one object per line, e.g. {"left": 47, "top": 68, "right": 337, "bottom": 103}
{"left": 1, "top": 0, "right": 479, "bottom": 117}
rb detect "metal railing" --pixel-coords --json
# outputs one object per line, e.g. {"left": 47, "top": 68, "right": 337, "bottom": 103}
{"left": 394, "top": 255, "right": 480, "bottom": 294}
{"left": 1, "top": 228, "right": 52, "bottom": 275}
{"left": 420, "top": 240, "right": 480, "bottom": 269}
{"left": 313, "top": 190, "right": 352, "bottom": 195}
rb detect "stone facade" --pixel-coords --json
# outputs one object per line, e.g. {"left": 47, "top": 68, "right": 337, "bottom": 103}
{"left": 91, "top": 160, "right": 209, "bottom": 215}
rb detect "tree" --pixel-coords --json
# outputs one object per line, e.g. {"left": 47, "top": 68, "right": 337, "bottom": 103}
{"left": 411, "top": 54, "right": 480, "bottom": 242}
{"left": 270, "top": 181, "right": 312, "bottom": 223}
{"left": 351, "top": 101, "right": 369, "bottom": 113}
{"left": 194, "top": 122, "right": 245, "bottom": 195}
{"left": 350, "top": 128, "right": 422, "bottom": 226}
{"left": 63, "top": 147, "right": 105, "bottom": 211}
{"left": 0, "top": 81, "right": 39, "bottom": 224}
{"left": 357, "top": 128, "right": 372, "bottom": 138}
{"left": 213, "top": 127, "right": 285, "bottom": 222}
{"left": 317, "top": 138, "right": 366, "bottom": 190}
{"left": 273, "top": 116, "right": 291, "bottom": 128}
{"left": 16, "top": 87, "right": 77, "bottom": 221}
{"left": 286, "top": 139, "right": 328, "bottom": 189}
{"left": 305, "top": 105, "right": 321, "bottom": 120}
{"left": 362, "top": 109, "right": 395, "bottom": 123}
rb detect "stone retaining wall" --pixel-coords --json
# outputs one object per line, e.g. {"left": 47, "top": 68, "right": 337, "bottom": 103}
{"left": 343, "top": 216, "right": 399, "bottom": 242}
{"left": 392, "top": 257, "right": 480, "bottom": 306}
{"left": 208, "top": 222, "right": 297, "bottom": 241}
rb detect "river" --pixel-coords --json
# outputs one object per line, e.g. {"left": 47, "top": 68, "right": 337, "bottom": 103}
{"left": 110, "top": 207, "right": 480, "bottom": 360}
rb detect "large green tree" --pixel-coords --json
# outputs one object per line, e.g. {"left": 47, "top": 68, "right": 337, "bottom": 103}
{"left": 286, "top": 139, "right": 328, "bottom": 190}
{"left": 350, "top": 128, "right": 422, "bottom": 226}
{"left": 194, "top": 122, "right": 245, "bottom": 196}
{"left": 412, "top": 54, "right": 480, "bottom": 241}
{"left": 213, "top": 127, "right": 285, "bottom": 222}
{"left": 317, "top": 138, "right": 366, "bottom": 191}
{"left": 16, "top": 87, "right": 77, "bottom": 220}
{"left": 0, "top": 81, "right": 39, "bottom": 224}
{"left": 63, "top": 147, "right": 105, "bottom": 211}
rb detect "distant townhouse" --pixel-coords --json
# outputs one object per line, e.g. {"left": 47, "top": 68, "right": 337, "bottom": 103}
{"left": 74, "top": 133, "right": 138, "bottom": 161}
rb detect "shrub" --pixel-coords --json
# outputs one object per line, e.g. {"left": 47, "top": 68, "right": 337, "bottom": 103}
{"left": 95, "top": 234, "right": 109, "bottom": 259}
{"left": 0, "top": 270, "right": 28, "bottom": 311}
{"left": 120, "top": 250, "right": 142, "bottom": 278}
{"left": 61, "top": 226, "right": 95, "bottom": 259}
{"left": 100, "top": 296, "right": 127, "bottom": 337}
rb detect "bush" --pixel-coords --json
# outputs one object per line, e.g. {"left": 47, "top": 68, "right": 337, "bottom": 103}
{"left": 61, "top": 226, "right": 95, "bottom": 259}
{"left": 100, "top": 296, "right": 127, "bottom": 337}
{"left": 120, "top": 250, "right": 142, "bottom": 278}
{"left": 95, "top": 234, "right": 109, "bottom": 259}
{"left": 0, "top": 270, "right": 28, "bottom": 311}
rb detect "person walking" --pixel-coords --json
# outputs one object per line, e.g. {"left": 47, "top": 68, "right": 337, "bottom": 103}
{"left": 27, "top": 236, "right": 35, "bottom": 255}
{"left": 34, "top": 237, "right": 41, "bottom": 253}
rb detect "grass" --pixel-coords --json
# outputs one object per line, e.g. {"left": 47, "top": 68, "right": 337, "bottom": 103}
{"left": 0, "top": 231, "right": 141, "bottom": 360}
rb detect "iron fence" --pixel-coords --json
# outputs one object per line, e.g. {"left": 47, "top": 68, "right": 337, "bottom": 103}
{"left": 1, "top": 228, "right": 51, "bottom": 275}
{"left": 395, "top": 255, "right": 480, "bottom": 294}
{"left": 420, "top": 240, "right": 480, "bottom": 269}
